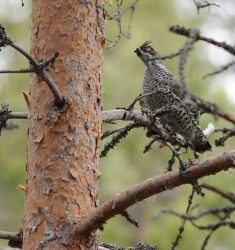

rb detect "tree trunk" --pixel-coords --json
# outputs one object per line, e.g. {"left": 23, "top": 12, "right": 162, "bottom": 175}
{"left": 23, "top": 1, "right": 105, "bottom": 249}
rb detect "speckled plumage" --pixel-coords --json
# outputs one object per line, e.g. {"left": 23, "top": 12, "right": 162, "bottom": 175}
{"left": 134, "top": 42, "right": 211, "bottom": 153}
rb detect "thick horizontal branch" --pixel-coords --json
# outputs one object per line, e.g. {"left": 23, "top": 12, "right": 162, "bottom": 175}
{"left": 7, "top": 105, "right": 235, "bottom": 127}
{"left": 75, "top": 150, "right": 235, "bottom": 235}
{"left": 7, "top": 110, "right": 147, "bottom": 124}
{"left": 0, "top": 231, "right": 20, "bottom": 241}
{"left": 102, "top": 109, "right": 150, "bottom": 125}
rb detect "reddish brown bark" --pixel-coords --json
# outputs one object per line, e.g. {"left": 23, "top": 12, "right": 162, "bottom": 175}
{"left": 23, "top": 1, "right": 105, "bottom": 249}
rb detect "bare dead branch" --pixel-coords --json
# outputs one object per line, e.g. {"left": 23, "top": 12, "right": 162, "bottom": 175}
{"left": 102, "top": 109, "right": 151, "bottom": 125}
{"left": 169, "top": 25, "right": 235, "bottom": 56}
{"left": 103, "top": 98, "right": 235, "bottom": 126}
{"left": 0, "top": 68, "right": 33, "bottom": 74}
{"left": 8, "top": 112, "right": 29, "bottom": 119}
{"left": 200, "top": 227, "right": 217, "bottom": 250}
{"left": 192, "top": 220, "right": 235, "bottom": 230}
{"left": 100, "top": 242, "right": 157, "bottom": 250}
{"left": 0, "top": 231, "right": 20, "bottom": 242}
{"left": 189, "top": 93, "right": 235, "bottom": 124}
{"left": 178, "top": 28, "right": 200, "bottom": 86}
{"left": 157, "top": 49, "right": 183, "bottom": 60}
{"left": 170, "top": 187, "right": 195, "bottom": 250}
{"left": 75, "top": 150, "right": 235, "bottom": 235}
{"left": 193, "top": 0, "right": 220, "bottom": 13}
{"left": 104, "top": 0, "right": 140, "bottom": 49}
{"left": 0, "top": 25, "right": 65, "bottom": 108}
{"left": 0, "top": 230, "right": 22, "bottom": 249}
{"left": 201, "top": 183, "right": 235, "bottom": 203}
{"left": 0, "top": 108, "right": 28, "bottom": 134}
{"left": 215, "top": 128, "right": 235, "bottom": 146}
{"left": 155, "top": 204, "right": 235, "bottom": 221}
{"left": 121, "top": 211, "right": 139, "bottom": 227}
{"left": 5, "top": 104, "right": 235, "bottom": 130}
{"left": 203, "top": 61, "right": 235, "bottom": 79}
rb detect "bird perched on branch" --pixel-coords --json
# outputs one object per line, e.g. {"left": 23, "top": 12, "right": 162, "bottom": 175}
{"left": 134, "top": 41, "right": 211, "bottom": 153}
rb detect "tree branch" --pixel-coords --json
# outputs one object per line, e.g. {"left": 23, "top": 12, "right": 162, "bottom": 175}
{"left": 75, "top": 150, "right": 235, "bottom": 235}
{"left": 102, "top": 109, "right": 150, "bottom": 125}
{"left": 189, "top": 94, "right": 235, "bottom": 124}
{"left": 203, "top": 61, "right": 235, "bottom": 79}
{"left": 0, "top": 231, "right": 20, "bottom": 242}
{"left": 8, "top": 112, "right": 28, "bottom": 119}
{"left": 6, "top": 104, "right": 235, "bottom": 126}
{"left": 0, "top": 68, "right": 33, "bottom": 74}
{"left": 201, "top": 183, "right": 235, "bottom": 203}
{"left": 170, "top": 25, "right": 235, "bottom": 55}
{"left": 0, "top": 25, "right": 65, "bottom": 108}
{"left": 192, "top": 0, "right": 220, "bottom": 13}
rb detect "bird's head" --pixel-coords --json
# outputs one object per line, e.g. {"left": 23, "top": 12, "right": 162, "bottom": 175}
{"left": 134, "top": 41, "right": 163, "bottom": 66}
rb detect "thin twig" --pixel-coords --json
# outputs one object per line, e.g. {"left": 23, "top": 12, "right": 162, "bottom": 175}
{"left": 193, "top": 0, "right": 220, "bottom": 13}
{"left": 156, "top": 204, "right": 235, "bottom": 221}
{"left": 189, "top": 93, "right": 235, "bottom": 124}
{"left": 0, "top": 68, "right": 33, "bottom": 74}
{"left": 215, "top": 128, "right": 235, "bottom": 146}
{"left": 170, "top": 25, "right": 235, "bottom": 55}
{"left": 201, "top": 183, "right": 235, "bottom": 203}
{"left": 104, "top": 0, "right": 140, "bottom": 49}
{"left": 121, "top": 211, "right": 139, "bottom": 227}
{"left": 200, "top": 226, "right": 218, "bottom": 250}
{"left": 0, "top": 25, "right": 65, "bottom": 108}
{"left": 170, "top": 188, "right": 195, "bottom": 250}
{"left": 203, "top": 61, "right": 235, "bottom": 79}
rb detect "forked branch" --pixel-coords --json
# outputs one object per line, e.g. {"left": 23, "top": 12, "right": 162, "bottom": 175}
{"left": 0, "top": 25, "right": 65, "bottom": 108}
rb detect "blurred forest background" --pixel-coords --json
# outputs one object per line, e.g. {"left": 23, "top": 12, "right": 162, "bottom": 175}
{"left": 1, "top": 0, "right": 235, "bottom": 249}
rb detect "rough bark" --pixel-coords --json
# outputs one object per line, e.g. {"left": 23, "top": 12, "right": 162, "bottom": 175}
{"left": 23, "top": 1, "right": 105, "bottom": 249}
